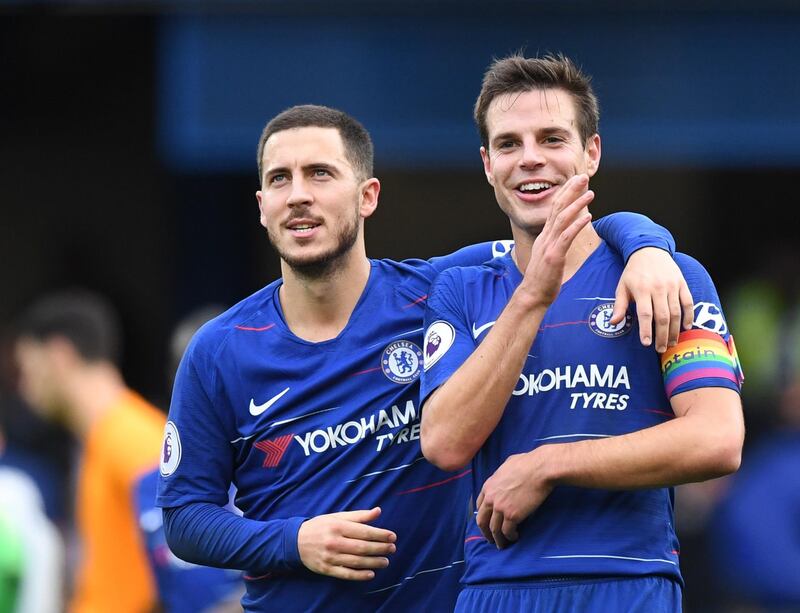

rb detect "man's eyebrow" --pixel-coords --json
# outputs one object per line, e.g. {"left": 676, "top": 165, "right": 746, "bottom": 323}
{"left": 305, "top": 162, "right": 339, "bottom": 173}
{"left": 539, "top": 126, "right": 572, "bottom": 137}
{"left": 491, "top": 131, "right": 519, "bottom": 145}
{"left": 264, "top": 165, "right": 290, "bottom": 176}
{"left": 265, "top": 162, "right": 341, "bottom": 175}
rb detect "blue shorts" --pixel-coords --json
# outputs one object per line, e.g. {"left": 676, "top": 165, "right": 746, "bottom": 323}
{"left": 456, "top": 576, "right": 682, "bottom": 613}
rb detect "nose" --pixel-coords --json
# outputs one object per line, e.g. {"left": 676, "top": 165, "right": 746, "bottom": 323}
{"left": 286, "top": 176, "right": 313, "bottom": 207}
{"left": 519, "top": 139, "right": 546, "bottom": 169}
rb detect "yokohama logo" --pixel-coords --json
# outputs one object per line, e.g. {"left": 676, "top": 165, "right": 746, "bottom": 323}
{"left": 254, "top": 434, "right": 294, "bottom": 468}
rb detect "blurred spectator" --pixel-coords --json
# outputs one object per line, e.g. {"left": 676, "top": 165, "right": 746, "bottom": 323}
{"left": 0, "top": 462, "right": 64, "bottom": 613}
{"left": 0, "top": 395, "right": 72, "bottom": 528}
{"left": 0, "top": 331, "right": 74, "bottom": 526}
{"left": 725, "top": 244, "right": 800, "bottom": 432}
{"left": 135, "top": 304, "right": 244, "bottom": 613}
{"left": 708, "top": 374, "right": 800, "bottom": 610}
{"left": 673, "top": 244, "right": 800, "bottom": 612}
{"left": 13, "top": 289, "right": 165, "bottom": 613}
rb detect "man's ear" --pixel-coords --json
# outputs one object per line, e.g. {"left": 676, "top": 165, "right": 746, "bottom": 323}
{"left": 480, "top": 146, "right": 495, "bottom": 187}
{"left": 585, "top": 134, "right": 601, "bottom": 177}
{"left": 256, "top": 190, "right": 267, "bottom": 228}
{"left": 359, "top": 178, "right": 380, "bottom": 219}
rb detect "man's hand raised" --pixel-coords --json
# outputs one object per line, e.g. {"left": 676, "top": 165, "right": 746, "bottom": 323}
{"left": 519, "top": 174, "right": 594, "bottom": 305}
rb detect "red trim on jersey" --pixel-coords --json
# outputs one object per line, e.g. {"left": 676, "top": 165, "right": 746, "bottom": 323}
{"left": 350, "top": 366, "right": 383, "bottom": 376}
{"left": 402, "top": 295, "right": 428, "bottom": 309}
{"left": 395, "top": 469, "right": 471, "bottom": 495}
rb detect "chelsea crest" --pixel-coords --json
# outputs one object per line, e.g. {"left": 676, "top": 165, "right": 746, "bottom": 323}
{"left": 382, "top": 340, "right": 423, "bottom": 384}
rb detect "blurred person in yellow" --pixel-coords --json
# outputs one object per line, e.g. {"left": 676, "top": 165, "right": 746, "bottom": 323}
{"left": 13, "top": 289, "right": 165, "bottom": 613}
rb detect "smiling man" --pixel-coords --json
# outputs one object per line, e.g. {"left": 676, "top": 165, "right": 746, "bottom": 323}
{"left": 157, "top": 104, "right": 694, "bottom": 612}
{"left": 420, "top": 54, "right": 745, "bottom": 612}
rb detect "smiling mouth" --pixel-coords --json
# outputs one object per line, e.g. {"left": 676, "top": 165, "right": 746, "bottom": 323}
{"left": 517, "top": 181, "right": 554, "bottom": 195}
{"left": 286, "top": 220, "right": 321, "bottom": 234}
{"left": 289, "top": 224, "right": 318, "bottom": 233}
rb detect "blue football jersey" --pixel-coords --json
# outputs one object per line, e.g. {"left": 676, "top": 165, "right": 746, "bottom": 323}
{"left": 157, "top": 244, "right": 504, "bottom": 612}
{"left": 421, "top": 243, "right": 742, "bottom": 586}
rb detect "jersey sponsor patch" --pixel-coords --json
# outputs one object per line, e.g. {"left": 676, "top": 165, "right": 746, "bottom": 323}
{"left": 589, "top": 303, "right": 633, "bottom": 338}
{"left": 254, "top": 433, "right": 294, "bottom": 468}
{"left": 661, "top": 329, "right": 743, "bottom": 396}
{"left": 423, "top": 321, "right": 455, "bottom": 370}
{"left": 382, "top": 340, "right": 423, "bottom": 384}
{"left": 160, "top": 421, "right": 182, "bottom": 477}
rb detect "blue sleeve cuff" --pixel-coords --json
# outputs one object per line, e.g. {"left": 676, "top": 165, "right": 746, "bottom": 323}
{"left": 282, "top": 516, "right": 308, "bottom": 569}
{"left": 593, "top": 212, "right": 676, "bottom": 262}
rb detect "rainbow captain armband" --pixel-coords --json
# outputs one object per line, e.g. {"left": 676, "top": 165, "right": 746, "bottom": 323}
{"left": 660, "top": 329, "right": 744, "bottom": 397}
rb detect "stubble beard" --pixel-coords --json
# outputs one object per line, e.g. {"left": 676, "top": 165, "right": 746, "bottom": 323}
{"left": 268, "top": 207, "right": 361, "bottom": 280}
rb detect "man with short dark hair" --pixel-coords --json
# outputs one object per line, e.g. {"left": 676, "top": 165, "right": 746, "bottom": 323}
{"left": 14, "top": 290, "right": 165, "bottom": 613}
{"left": 157, "top": 103, "right": 693, "bottom": 611}
{"left": 420, "top": 53, "right": 745, "bottom": 612}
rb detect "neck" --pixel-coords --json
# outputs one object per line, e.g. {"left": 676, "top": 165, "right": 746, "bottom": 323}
{"left": 62, "top": 363, "right": 128, "bottom": 437}
{"left": 512, "top": 219, "right": 600, "bottom": 283}
{"left": 278, "top": 244, "right": 372, "bottom": 342}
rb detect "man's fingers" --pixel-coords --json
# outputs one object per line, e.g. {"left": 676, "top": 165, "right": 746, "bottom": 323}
{"left": 551, "top": 190, "right": 594, "bottom": 237}
{"left": 651, "top": 291, "right": 671, "bottom": 353}
{"left": 337, "top": 537, "right": 397, "bottom": 556}
{"left": 489, "top": 509, "right": 509, "bottom": 549}
{"left": 680, "top": 282, "right": 694, "bottom": 330}
{"left": 545, "top": 175, "right": 590, "bottom": 235}
{"left": 332, "top": 552, "right": 391, "bottom": 570}
{"left": 667, "top": 290, "right": 682, "bottom": 348}
{"left": 610, "top": 282, "right": 630, "bottom": 325}
{"left": 323, "top": 566, "right": 378, "bottom": 581}
{"left": 337, "top": 536, "right": 396, "bottom": 557}
{"left": 476, "top": 502, "right": 493, "bottom": 544}
{"left": 635, "top": 297, "right": 654, "bottom": 347}
{"left": 557, "top": 211, "right": 593, "bottom": 252}
{"left": 334, "top": 506, "right": 382, "bottom": 524}
{"left": 339, "top": 522, "right": 396, "bottom": 544}
{"left": 334, "top": 508, "right": 396, "bottom": 543}
{"left": 501, "top": 518, "right": 519, "bottom": 543}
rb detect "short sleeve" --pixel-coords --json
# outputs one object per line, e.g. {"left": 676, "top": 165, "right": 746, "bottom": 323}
{"left": 420, "top": 269, "right": 481, "bottom": 404}
{"left": 427, "top": 241, "right": 512, "bottom": 274}
{"left": 660, "top": 253, "right": 744, "bottom": 398}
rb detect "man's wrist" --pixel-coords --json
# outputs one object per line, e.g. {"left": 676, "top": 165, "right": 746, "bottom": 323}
{"left": 528, "top": 444, "right": 564, "bottom": 488}
{"left": 626, "top": 245, "right": 670, "bottom": 264}
{"left": 510, "top": 285, "right": 552, "bottom": 316}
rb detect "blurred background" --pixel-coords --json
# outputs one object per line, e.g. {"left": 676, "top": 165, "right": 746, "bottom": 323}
{"left": 1, "top": 2, "right": 799, "bottom": 611}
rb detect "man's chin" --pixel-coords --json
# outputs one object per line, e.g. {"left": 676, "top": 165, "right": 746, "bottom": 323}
{"left": 281, "top": 249, "right": 344, "bottom": 278}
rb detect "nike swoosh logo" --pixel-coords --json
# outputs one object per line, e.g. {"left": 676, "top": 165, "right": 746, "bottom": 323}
{"left": 472, "top": 321, "right": 496, "bottom": 339}
{"left": 249, "top": 387, "right": 290, "bottom": 416}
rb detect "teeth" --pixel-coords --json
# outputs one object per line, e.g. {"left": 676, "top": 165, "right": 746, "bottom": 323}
{"left": 291, "top": 224, "right": 316, "bottom": 232}
{"left": 519, "top": 182, "right": 552, "bottom": 192}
